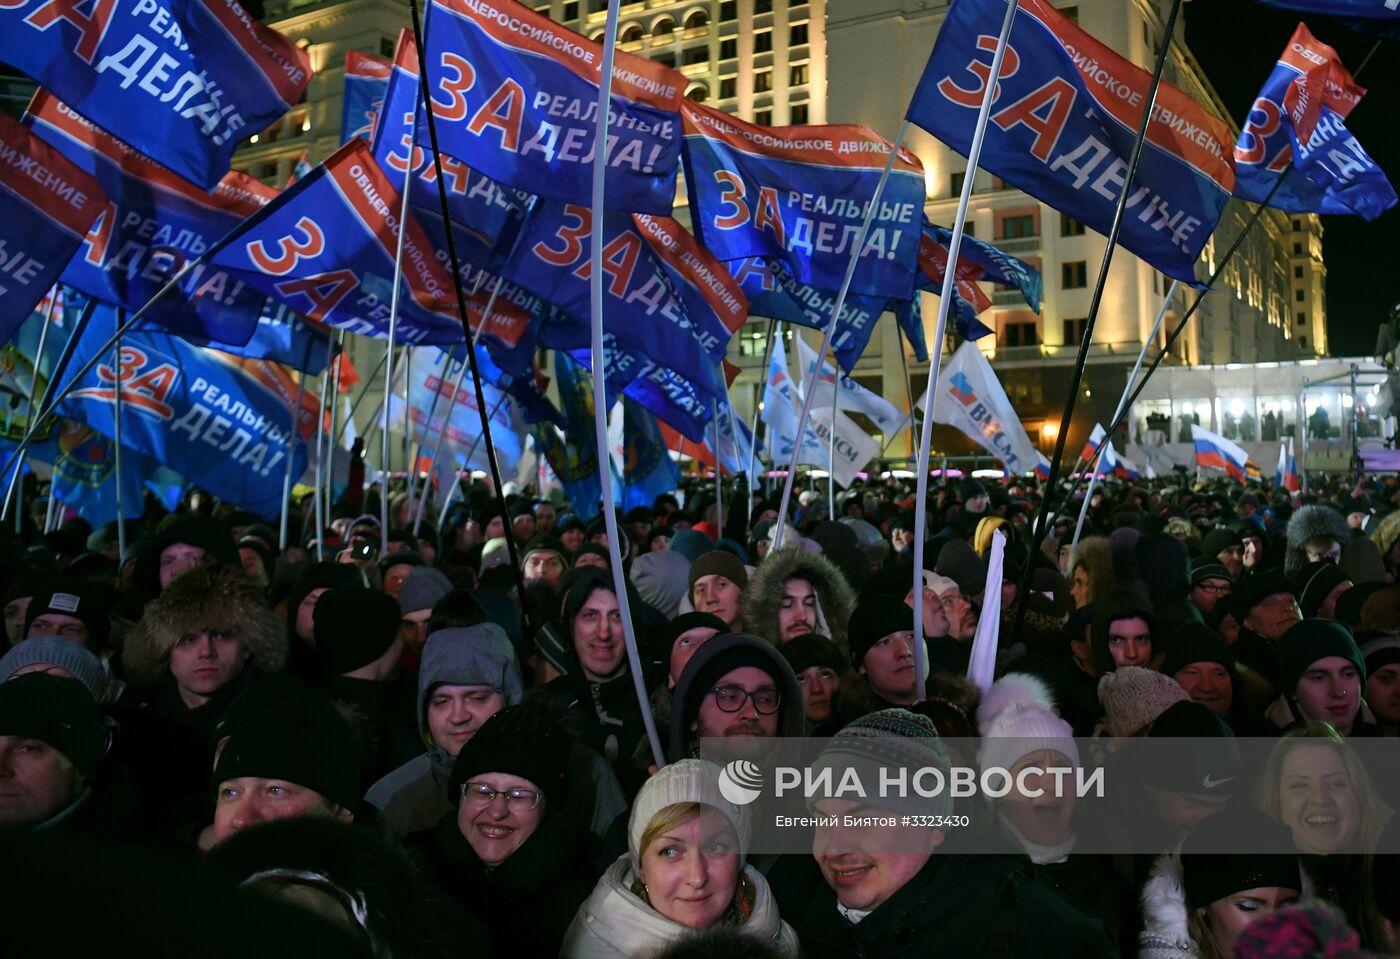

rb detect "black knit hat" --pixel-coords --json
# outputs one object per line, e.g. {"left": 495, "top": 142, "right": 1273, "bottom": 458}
{"left": 1140, "top": 700, "right": 1239, "bottom": 795}
{"left": 0, "top": 672, "right": 106, "bottom": 776}
{"left": 680, "top": 634, "right": 794, "bottom": 734}
{"left": 212, "top": 688, "right": 360, "bottom": 812}
{"left": 1190, "top": 560, "right": 1232, "bottom": 587}
{"left": 1181, "top": 809, "right": 1302, "bottom": 907}
{"left": 1232, "top": 572, "right": 1297, "bottom": 618}
{"left": 447, "top": 703, "right": 570, "bottom": 805}
{"left": 1276, "top": 619, "right": 1366, "bottom": 694}
{"left": 1201, "top": 527, "right": 1243, "bottom": 561}
{"left": 1162, "top": 623, "right": 1236, "bottom": 678}
{"left": 313, "top": 588, "right": 403, "bottom": 674}
{"left": 1296, "top": 561, "right": 1352, "bottom": 619}
{"left": 22, "top": 577, "right": 112, "bottom": 651}
{"left": 848, "top": 595, "right": 917, "bottom": 670}
{"left": 656, "top": 611, "right": 730, "bottom": 662}
{"left": 780, "top": 634, "right": 849, "bottom": 677}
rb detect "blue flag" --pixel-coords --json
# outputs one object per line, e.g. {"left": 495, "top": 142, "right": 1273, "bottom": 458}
{"left": 907, "top": 0, "right": 1235, "bottom": 286}
{"left": 207, "top": 139, "right": 466, "bottom": 346}
{"left": 26, "top": 91, "right": 277, "bottom": 346}
{"left": 728, "top": 257, "right": 890, "bottom": 373}
{"left": 614, "top": 397, "right": 680, "bottom": 513}
{"left": 502, "top": 202, "right": 743, "bottom": 401}
{"left": 0, "top": 113, "right": 106, "bottom": 345}
{"left": 1234, "top": 23, "right": 1396, "bottom": 220}
{"left": 45, "top": 419, "right": 148, "bottom": 525}
{"left": 682, "top": 101, "right": 925, "bottom": 298}
{"left": 1250, "top": 0, "right": 1400, "bottom": 32}
{"left": 422, "top": 0, "right": 685, "bottom": 213}
{"left": 55, "top": 307, "right": 319, "bottom": 518}
{"left": 925, "top": 222, "right": 1042, "bottom": 314}
{"left": 0, "top": 0, "right": 311, "bottom": 190}
{"left": 175, "top": 303, "right": 335, "bottom": 376}
{"left": 534, "top": 353, "right": 601, "bottom": 519}
{"left": 342, "top": 50, "right": 392, "bottom": 144}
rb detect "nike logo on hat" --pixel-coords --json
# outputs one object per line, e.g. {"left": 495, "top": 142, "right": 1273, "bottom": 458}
{"left": 1202, "top": 774, "right": 1235, "bottom": 790}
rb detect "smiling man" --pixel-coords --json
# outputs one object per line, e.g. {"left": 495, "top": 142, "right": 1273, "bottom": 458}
{"left": 669, "top": 633, "right": 803, "bottom": 763}
{"left": 1269, "top": 620, "right": 1369, "bottom": 735}
{"left": 800, "top": 709, "right": 1115, "bottom": 957}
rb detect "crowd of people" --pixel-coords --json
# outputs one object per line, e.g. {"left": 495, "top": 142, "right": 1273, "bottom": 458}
{"left": 4, "top": 461, "right": 1400, "bottom": 958}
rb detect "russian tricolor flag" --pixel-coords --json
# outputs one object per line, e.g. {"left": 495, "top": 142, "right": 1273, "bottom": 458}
{"left": 1082, "top": 423, "right": 1107, "bottom": 463}
{"left": 1276, "top": 437, "right": 1301, "bottom": 492}
{"left": 1192, "top": 424, "right": 1250, "bottom": 482}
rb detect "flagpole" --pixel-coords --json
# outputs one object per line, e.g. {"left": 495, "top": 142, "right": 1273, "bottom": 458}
{"left": 1070, "top": 281, "right": 1179, "bottom": 545}
{"left": 278, "top": 341, "right": 312, "bottom": 553}
{"left": 12, "top": 291, "right": 62, "bottom": 535}
{"left": 712, "top": 399, "right": 723, "bottom": 530}
{"left": 827, "top": 364, "right": 839, "bottom": 521}
{"left": 403, "top": 346, "right": 415, "bottom": 510}
{"left": 1009, "top": 0, "right": 1184, "bottom": 651}
{"left": 312, "top": 334, "right": 335, "bottom": 560}
{"left": 2, "top": 297, "right": 100, "bottom": 525}
{"left": 338, "top": 347, "right": 386, "bottom": 445}
{"left": 409, "top": 0, "right": 542, "bottom": 636}
{"left": 771, "top": 123, "right": 910, "bottom": 550}
{"left": 111, "top": 309, "right": 128, "bottom": 557}
{"left": 746, "top": 318, "right": 777, "bottom": 485}
{"left": 380, "top": 95, "right": 419, "bottom": 552}
{"left": 911, "top": 0, "right": 1022, "bottom": 700}
{"left": 324, "top": 329, "right": 345, "bottom": 526}
{"left": 435, "top": 392, "right": 511, "bottom": 536}
{"left": 896, "top": 320, "right": 918, "bottom": 461}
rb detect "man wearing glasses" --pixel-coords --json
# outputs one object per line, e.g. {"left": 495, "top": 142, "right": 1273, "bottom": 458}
{"left": 1188, "top": 560, "right": 1233, "bottom": 617}
{"left": 669, "top": 633, "right": 804, "bottom": 763}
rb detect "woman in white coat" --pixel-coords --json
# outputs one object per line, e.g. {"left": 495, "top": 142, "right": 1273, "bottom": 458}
{"left": 561, "top": 759, "right": 798, "bottom": 958}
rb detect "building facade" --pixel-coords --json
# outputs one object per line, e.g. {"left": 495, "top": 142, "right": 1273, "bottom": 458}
{"left": 234, "top": 0, "right": 1327, "bottom": 465}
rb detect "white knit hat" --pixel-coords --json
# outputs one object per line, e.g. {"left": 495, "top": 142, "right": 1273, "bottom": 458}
{"left": 977, "top": 673, "right": 1079, "bottom": 775}
{"left": 628, "top": 759, "right": 751, "bottom": 871}
{"left": 1097, "top": 666, "right": 1189, "bottom": 737}
{"left": 922, "top": 571, "right": 959, "bottom": 597}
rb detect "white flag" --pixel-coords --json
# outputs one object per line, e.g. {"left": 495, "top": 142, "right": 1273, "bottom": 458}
{"left": 795, "top": 336, "right": 907, "bottom": 436}
{"left": 931, "top": 342, "right": 1043, "bottom": 476}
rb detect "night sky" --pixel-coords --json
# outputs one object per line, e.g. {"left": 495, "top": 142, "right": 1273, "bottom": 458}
{"left": 1184, "top": 0, "right": 1400, "bottom": 357}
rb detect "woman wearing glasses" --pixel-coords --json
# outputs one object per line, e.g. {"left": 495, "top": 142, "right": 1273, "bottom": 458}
{"left": 410, "top": 703, "right": 594, "bottom": 957}
{"left": 562, "top": 759, "right": 799, "bottom": 958}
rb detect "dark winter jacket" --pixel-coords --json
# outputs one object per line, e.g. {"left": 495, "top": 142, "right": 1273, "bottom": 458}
{"left": 410, "top": 811, "right": 594, "bottom": 958}
{"left": 798, "top": 851, "right": 1118, "bottom": 958}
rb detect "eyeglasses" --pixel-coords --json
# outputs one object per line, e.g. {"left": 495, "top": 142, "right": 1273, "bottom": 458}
{"left": 1195, "top": 582, "right": 1231, "bottom": 595}
{"left": 461, "top": 781, "right": 545, "bottom": 810}
{"left": 709, "top": 685, "right": 781, "bottom": 714}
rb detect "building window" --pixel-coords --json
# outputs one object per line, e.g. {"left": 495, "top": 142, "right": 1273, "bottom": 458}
{"left": 754, "top": 108, "right": 772, "bottom": 125}
{"left": 719, "top": 77, "right": 737, "bottom": 98}
{"left": 1061, "top": 214, "right": 1085, "bottom": 237}
{"left": 791, "top": 103, "right": 808, "bottom": 124}
{"left": 1063, "top": 317, "right": 1087, "bottom": 344}
{"left": 790, "top": 62, "right": 808, "bottom": 86}
{"left": 589, "top": 0, "right": 607, "bottom": 11}
{"left": 1297, "top": 312, "right": 1307, "bottom": 326}
{"left": 1062, "top": 261, "right": 1088, "bottom": 289}
{"left": 1294, "top": 265, "right": 1304, "bottom": 279}
{"left": 950, "top": 171, "right": 965, "bottom": 196}
{"left": 999, "top": 214, "right": 1035, "bottom": 239}
{"left": 754, "top": 29, "right": 772, "bottom": 52}
{"left": 790, "top": 22, "right": 808, "bottom": 45}
{"left": 719, "top": 0, "right": 737, "bottom": 21}
{"left": 1299, "top": 336, "right": 1308, "bottom": 349}
{"left": 719, "top": 37, "right": 737, "bottom": 58}
{"left": 562, "top": 0, "right": 578, "bottom": 18}
{"left": 686, "top": 84, "right": 708, "bottom": 102}
{"left": 1004, "top": 322, "right": 1039, "bottom": 347}
{"left": 653, "top": 51, "right": 676, "bottom": 68}
{"left": 1293, "top": 241, "right": 1303, "bottom": 254}
{"left": 753, "top": 69, "right": 772, "bottom": 92}
{"left": 683, "top": 9, "right": 709, "bottom": 30}
{"left": 1296, "top": 288, "right": 1305, "bottom": 302}
{"left": 620, "top": 23, "right": 643, "bottom": 42}
{"left": 683, "top": 46, "right": 708, "bottom": 65}
{"left": 1293, "top": 218, "right": 1302, "bottom": 231}
{"left": 754, "top": 0, "right": 773, "bottom": 13}
{"left": 653, "top": 16, "right": 673, "bottom": 35}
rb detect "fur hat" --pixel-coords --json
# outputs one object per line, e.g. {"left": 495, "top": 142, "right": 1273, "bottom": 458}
{"left": 740, "top": 546, "right": 856, "bottom": 653}
{"left": 1097, "top": 666, "right": 1189, "bottom": 737}
{"left": 1284, "top": 504, "right": 1349, "bottom": 578}
{"left": 123, "top": 564, "right": 286, "bottom": 688}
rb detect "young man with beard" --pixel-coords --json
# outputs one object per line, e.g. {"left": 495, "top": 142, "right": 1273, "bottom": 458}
{"left": 687, "top": 551, "right": 748, "bottom": 630}
{"left": 741, "top": 547, "right": 856, "bottom": 653}
{"left": 668, "top": 633, "right": 803, "bottom": 763}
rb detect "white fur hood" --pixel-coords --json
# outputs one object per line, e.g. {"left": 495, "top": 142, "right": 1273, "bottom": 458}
{"left": 1137, "top": 854, "right": 1199, "bottom": 959}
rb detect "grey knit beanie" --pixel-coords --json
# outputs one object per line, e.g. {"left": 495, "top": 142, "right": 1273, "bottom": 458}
{"left": 0, "top": 636, "right": 107, "bottom": 699}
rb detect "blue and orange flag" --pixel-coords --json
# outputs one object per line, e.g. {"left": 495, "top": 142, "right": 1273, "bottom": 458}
{"left": 0, "top": 112, "right": 105, "bottom": 345}
{"left": 681, "top": 100, "right": 925, "bottom": 299}
{"left": 907, "top": 0, "right": 1235, "bottom": 286}
{"left": 1234, "top": 23, "right": 1395, "bottom": 220}
{"left": 342, "top": 50, "right": 392, "bottom": 144}
{"left": 0, "top": 0, "right": 311, "bottom": 190}
{"left": 422, "top": 0, "right": 685, "bottom": 213}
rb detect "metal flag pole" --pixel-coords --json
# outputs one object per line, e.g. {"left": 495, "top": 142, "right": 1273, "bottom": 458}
{"left": 771, "top": 124, "right": 910, "bottom": 550}
{"left": 337, "top": 346, "right": 386, "bottom": 445}
{"left": 579, "top": 0, "right": 665, "bottom": 769}
{"left": 1010, "top": 0, "right": 1185, "bottom": 651}
{"left": 311, "top": 334, "right": 335, "bottom": 560}
{"left": 712, "top": 398, "right": 723, "bottom": 530}
{"left": 911, "top": 0, "right": 1023, "bottom": 699}
{"left": 408, "top": 0, "right": 538, "bottom": 631}
{"left": 380, "top": 98, "right": 419, "bottom": 552}
{"left": 435, "top": 392, "right": 511, "bottom": 536}
{"left": 112, "top": 309, "right": 128, "bottom": 557}
{"left": 1070, "top": 280, "right": 1179, "bottom": 545}
{"left": 403, "top": 346, "right": 415, "bottom": 508}
{"left": 827, "top": 359, "right": 839, "bottom": 521}
{"left": 277, "top": 339, "right": 313, "bottom": 552}
{"left": 896, "top": 320, "right": 918, "bottom": 460}
{"left": 746, "top": 318, "right": 778, "bottom": 486}
{"left": 324, "top": 329, "right": 344, "bottom": 520}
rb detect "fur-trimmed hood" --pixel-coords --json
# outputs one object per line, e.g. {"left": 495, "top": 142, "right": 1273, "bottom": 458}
{"left": 1284, "top": 505, "right": 1349, "bottom": 577}
{"left": 740, "top": 546, "right": 856, "bottom": 652}
{"left": 123, "top": 564, "right": 286, "bottom": 687}
{"left": 1138, "top": 854, "right": 1198, "bottom": 959}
